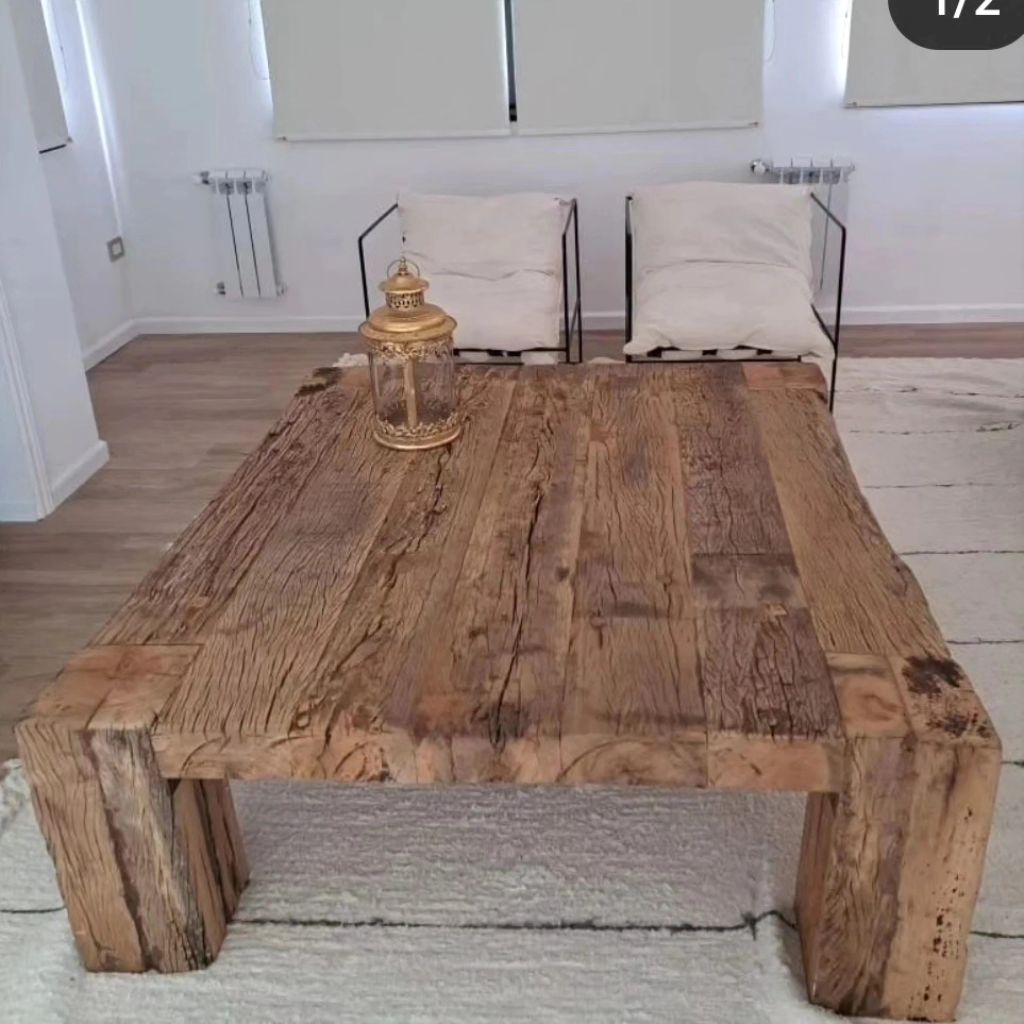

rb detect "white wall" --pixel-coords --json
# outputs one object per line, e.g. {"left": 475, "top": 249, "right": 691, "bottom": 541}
{"left": 81, "top": 0, "right": 1024, "bottom": 331}
{"left": 0, "top": 324, "right": 42, "bottom": 521}
{"left": 40, "top": 0, "right": 132, "bottom": 363}
{"left": 0, "top": 0, "right": 106, "bottom": 520}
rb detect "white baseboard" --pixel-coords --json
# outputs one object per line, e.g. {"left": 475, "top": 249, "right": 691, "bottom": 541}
{"left": 842, "top": 304, "right": 1024, "bottom": 326}
{"left": 592, "top": 306, "right": 1024, "bottom": 328}
{"left": 583, "top": 312, "right": 626, "bottom": 330}
{"left": 133, "top": 315, "right": 365, "bottom": 336}
{"left": 0, "top": 499, "right": 44, "bottom": 522}
{"left": 49, "top": 440, "right": 109, "bottom": 510}
{"left": 81, "top": 320, "right": 140, "bottom": 369}
{"left": 135, "top": 313, "right": 631, "bottom": 335}
{"left": 590, "top": 307, "right": 1024, "bottom": 329}
{"left": 121, "top": 305, "right": 1024, "bottom": 342}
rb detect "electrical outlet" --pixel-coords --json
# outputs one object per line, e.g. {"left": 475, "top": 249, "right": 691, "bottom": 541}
{"left": 106, "top": 236, "right": 125, "bottom": 262}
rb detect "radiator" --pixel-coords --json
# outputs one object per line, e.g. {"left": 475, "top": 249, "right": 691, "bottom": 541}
{"left": 196, "top": 169, "right": 282, "bottom": 299}
{"left": 750, "top": 157, "right": 854, "bottom": 295}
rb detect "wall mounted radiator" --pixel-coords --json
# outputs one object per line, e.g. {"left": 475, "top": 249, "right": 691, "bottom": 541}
{"left": 751, "top": 157, "right": 855, "bottom": 294}
{"left": 195, "top": 169, "right": 282, "bottom": 299}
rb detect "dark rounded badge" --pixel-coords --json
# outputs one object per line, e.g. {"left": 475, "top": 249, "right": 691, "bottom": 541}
{"left": 889, "top": 0, "right": 1024, "bottom": 49}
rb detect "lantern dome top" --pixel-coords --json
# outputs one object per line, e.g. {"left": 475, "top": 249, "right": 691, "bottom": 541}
{"left": 381, "top": 256, "right": 429, "bottom": 296}
{"left": 360, "top": 257, "right": 456, "bottom": 343}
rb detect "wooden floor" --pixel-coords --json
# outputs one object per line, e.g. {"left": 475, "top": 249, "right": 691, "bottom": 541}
{"left": 1, "top": 326, "right": 1022, "bottom": 761}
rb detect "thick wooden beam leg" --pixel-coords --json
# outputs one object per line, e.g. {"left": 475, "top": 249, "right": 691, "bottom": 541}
{"left": 17, "top": 716, "right": 248, "bottom": 972}
{"left": 797, "top": 734, "right": 1000, "bottom": 1021}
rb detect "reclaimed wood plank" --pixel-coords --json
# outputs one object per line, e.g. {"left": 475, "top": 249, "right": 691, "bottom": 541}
{"left": 889, "top": 654, "right": 997, "bottom": 746}
{"left": 827, "top": 653, "right": 910, "bottom": 740}
{"left": 396, "top": 368, "right": 598, "bottom": 783}
{"left": 797, "top": 732, "right": 1000, "bottom": 1021}
{"left": 671, "top": 367, "right": 841, "bottom": 790}
{"left": 16, "top": 644, "right": 247, "bottom": 972}
{"left": 750, "top": 387, "right": 948, "bottom": 657}
{"left": 742, "top": 361, "right": 827, "bottom": 396}
{"left": 560, "top": 368, "right": 705, "bottom": 786}
{"left": 155, "top": 369, "right": 517, "bottom": 780}
{"left": 671, "top": 363, "right": 791, "bottom": 556}
{"left": 694, "top": 555, "right": 843, "bottom": 791}
{"left": 97, "top": 368, "right": 365, "bottom": 645}
{"left": 157, "top": 373, "right": 407, "bottom": 739}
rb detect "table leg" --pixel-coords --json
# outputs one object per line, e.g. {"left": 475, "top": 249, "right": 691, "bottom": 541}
{"left": 17, "top": 718, "right": 248, "bottom": 972}
{"left": 796, "top": 735, "right": 1000, "bottom": 1021}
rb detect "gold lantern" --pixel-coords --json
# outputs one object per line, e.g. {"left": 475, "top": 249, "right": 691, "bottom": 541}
{"left": 359, "top": 258, "right": 461, "bottom": 451}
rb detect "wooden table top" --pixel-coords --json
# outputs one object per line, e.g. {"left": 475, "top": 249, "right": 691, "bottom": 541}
{"left": 27, "top": 362, "right": 998, "bottom": 790}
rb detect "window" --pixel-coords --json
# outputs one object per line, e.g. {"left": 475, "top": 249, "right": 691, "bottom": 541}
{"left": 9, "top": 0, "right": 69, "bottom": 153}
{"left": 260, "top": 0, "right": 510, "bottom": 140}
{"left": 510, "top": 0, "right": 764, "bottom": 134}
{"left": 259, "top": 0, "right": 766, "bottom": 140}
{"left": 846, "top": 0, "right": 1024, "bottom": 107}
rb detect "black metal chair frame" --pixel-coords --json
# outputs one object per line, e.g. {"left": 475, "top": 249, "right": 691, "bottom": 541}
{"left": 623, "top": 192, "right": 846, "bottom": 409}
{"left": 358, "top": 199, "right": 583, "bottom": 365}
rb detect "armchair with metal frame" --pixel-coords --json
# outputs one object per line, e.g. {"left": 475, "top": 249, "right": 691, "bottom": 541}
{"left": 623, "top": 192, "right": 846, "bottom": 409}
{"left": 358, "top": 199, "right": 583, "bottom": 364}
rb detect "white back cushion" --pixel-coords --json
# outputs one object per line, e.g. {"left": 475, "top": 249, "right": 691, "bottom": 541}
{"left": 398, "top": 192, "right": 567, "bottom": 351}
{"left": 631, "top": 182, "right": 814, "bottom": 282}
{"left": 400, "top": 192, "right": 566, "bottom": 278}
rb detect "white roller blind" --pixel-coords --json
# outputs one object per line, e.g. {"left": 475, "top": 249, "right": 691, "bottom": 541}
{"left": 261, "top": 0, "right": 510, "bottom": 140}
{"left": 846, "top": 0, "right": 1024, "bottom": 107}
{"left": 511, "top": 0, "right": 764, "bottom": 135}
{"left": 9, "top": 0, "right": 69, "bottom": 152}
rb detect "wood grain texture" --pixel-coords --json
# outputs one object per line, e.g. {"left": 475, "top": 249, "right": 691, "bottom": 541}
{"left": 742, "top": 361, "right": 827, "bottom": 395}
{"left": 30, "top": 365, "right": 995, "bottom": 794}
{"left": 799, "top": 650, "right": 1000, "bottom": 1020}
{"left": 797, "top": 734, "right": 1000, "bottom": 1021}
{"left": 696, "top": 558, "right": 843, "bottom": 791}
{"left": 562, "top": 369, "right": 705, "bottom": 786}
{"left": 672, "top": 363, "right": 792, "bottom": 557}
{"left": 751, "top": 387, "right": 948, "bottom": 657}
{"left": 16, "top": 644, "right": 247, "bottom": 972}
{"left": 18, "top": 362, "right": 1002, "bottom": 1010}
{"left": 97, "top": 368, "right": 366, "bottom": 646}
{"left": 3, "top": 328, "right": 1018, "bottom": 762}
{"left": 675, "top": 365, "right": 842, "bottom": 791}
{"left": 395, "top": 368, "right": 596, "bottom": 783}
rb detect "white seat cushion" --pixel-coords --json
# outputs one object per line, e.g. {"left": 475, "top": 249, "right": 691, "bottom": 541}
{"left": 625, "top": 262, "right": 833, "bottom": 363}
{"left": 424, "top": 271, "right": 563, "bottom": 354}
{"left": 627, "top": 182, "right": 831, "bottom": 364}
{"left": 399, "top": 192, "right": 567, "bottom": 352}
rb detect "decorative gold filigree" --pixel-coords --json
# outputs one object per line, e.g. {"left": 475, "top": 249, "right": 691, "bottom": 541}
{"left": 373, "top": 410, "right": 462, "bottom": 450}
{"left": 368, "top": 338, "right": 455, "bottom": 361}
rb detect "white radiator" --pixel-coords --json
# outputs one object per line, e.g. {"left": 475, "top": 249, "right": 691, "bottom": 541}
{"left": 196, "top": 169, "right": 282, "bottom": 299}
{"left": 751, "top": 157, "right": 854, "bottom": 296}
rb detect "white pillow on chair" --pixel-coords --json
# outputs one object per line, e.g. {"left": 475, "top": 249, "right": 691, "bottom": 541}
{"left": 625, "top": 182, "right": 831, "bottom": 364}
{"left": 630, "top": 262, "right": 832, "bottom": 363}
{"left": 399, "top": 192, "right": 568, "bottom": 353}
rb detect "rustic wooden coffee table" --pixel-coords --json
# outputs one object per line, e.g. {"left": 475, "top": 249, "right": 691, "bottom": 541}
{"left": 18, "top": 363, "right": 999, "bottom": 1021}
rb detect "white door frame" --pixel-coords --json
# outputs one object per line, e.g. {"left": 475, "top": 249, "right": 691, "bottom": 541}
{"left": 0, "top": 273, "right": 54, "bottom": 520}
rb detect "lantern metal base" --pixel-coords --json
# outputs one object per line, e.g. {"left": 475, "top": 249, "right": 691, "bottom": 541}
{"left": 373, "top": 420, "right": 462, "bottom": 452}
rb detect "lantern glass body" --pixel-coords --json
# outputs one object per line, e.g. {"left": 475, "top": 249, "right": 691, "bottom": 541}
{"left": 367, "top": 339, "right": 459, "bottom": 450}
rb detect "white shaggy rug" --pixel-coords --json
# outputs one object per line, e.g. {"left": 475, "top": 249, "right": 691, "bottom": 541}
{"left": 1, "top": 358, "right": 1021, "bottom": 1023}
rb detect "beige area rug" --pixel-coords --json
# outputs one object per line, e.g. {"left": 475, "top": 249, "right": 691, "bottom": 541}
{"left": 1, "top": 358, "right": 1021, "bottom": 1023}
